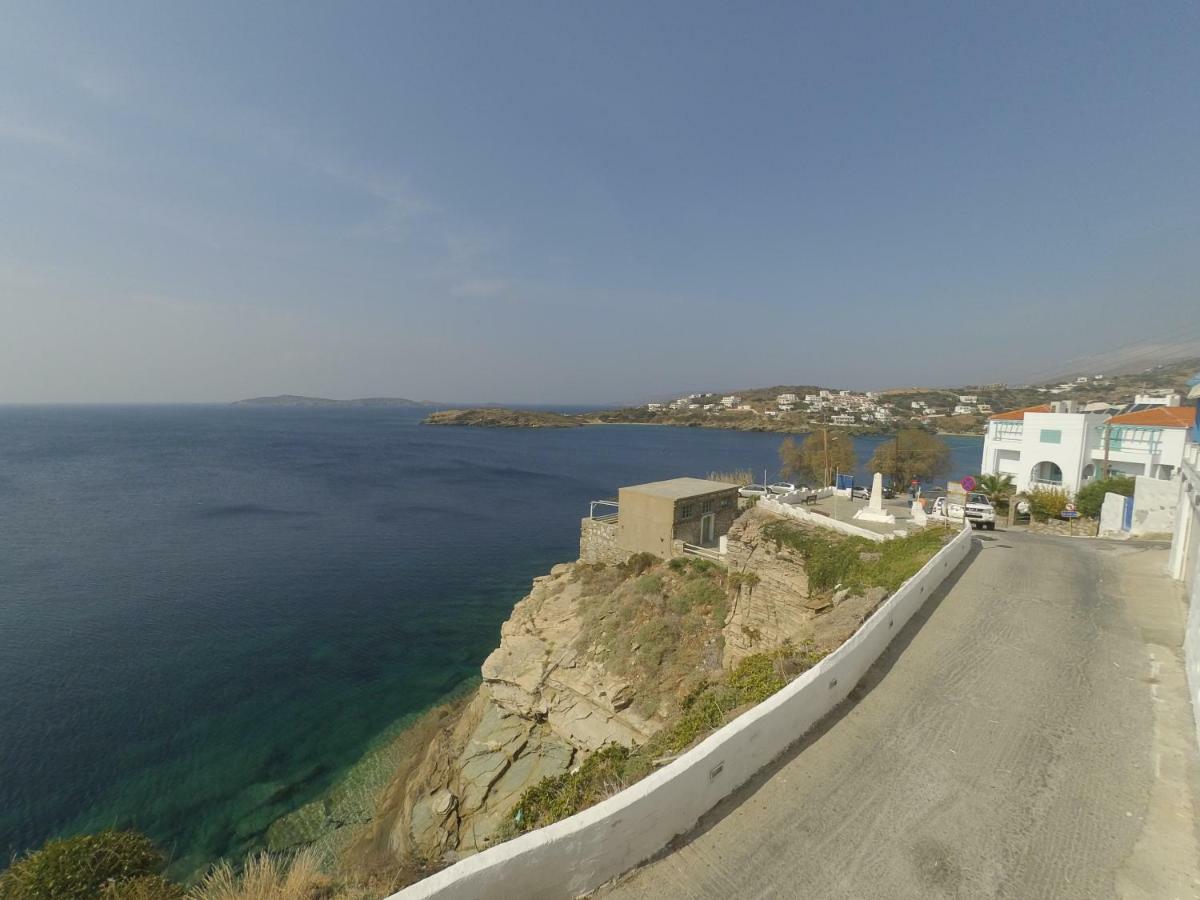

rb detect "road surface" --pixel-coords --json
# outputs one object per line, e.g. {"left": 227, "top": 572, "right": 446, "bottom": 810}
{"left": 601, "top": 531, "right": 1200, "bottom": 899}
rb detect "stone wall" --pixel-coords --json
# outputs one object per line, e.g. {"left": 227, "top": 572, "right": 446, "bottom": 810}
{"left": 578, "top": 517, "right": 630, "bottom": 564}
{"left": 1027, "top": 517, "right": 1100, "bottom": 537}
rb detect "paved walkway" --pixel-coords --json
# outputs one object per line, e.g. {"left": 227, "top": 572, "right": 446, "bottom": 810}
{"left": 601, "top": 532, "right": 1200, "bottom": 899}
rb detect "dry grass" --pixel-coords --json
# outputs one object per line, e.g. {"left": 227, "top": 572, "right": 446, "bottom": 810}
{"left": 188, "top": 849, "right": 330, "bottom": 900}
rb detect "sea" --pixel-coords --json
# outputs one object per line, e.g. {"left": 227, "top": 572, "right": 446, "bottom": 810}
{"left": 0, "top": 405, "right": 982, "bottom": 872}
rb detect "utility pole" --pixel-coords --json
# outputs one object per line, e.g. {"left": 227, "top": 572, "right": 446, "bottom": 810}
{"left": 1101, "top": 422, "right": 1112, "bottom": 479}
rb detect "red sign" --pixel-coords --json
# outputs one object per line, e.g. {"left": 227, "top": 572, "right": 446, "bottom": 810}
{"left": 961, "top": 476, "right": 976, "bottom": 492}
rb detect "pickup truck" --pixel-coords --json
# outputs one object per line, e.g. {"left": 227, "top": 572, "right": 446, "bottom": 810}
{"left": 931, "top": 493, "right": 997, "bottom": 530}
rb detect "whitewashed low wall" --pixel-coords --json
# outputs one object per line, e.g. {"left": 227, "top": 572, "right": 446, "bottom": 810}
{"left": 761, "top": 495, "right": 888, "bottom": 542}
{"left": 1169, "top": 446, "right": 1200, "bottom": 748}
{"left": 393, "top": 523, "right": 974, "bottom": 900}
{"left": 1132, "top": 475, "right": 1178, "bottom": 536}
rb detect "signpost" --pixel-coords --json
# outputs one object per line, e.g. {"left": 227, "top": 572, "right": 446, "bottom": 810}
{"left": 1062, "top": 502, "right": 1079, "bottom": 519}
{"left": 961, "top": 475, "right": 976, "bottom": 493}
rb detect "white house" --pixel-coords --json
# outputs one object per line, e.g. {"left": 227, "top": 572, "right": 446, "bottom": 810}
{"left": 980, "top": 402, "right": 1108, "bottom": 494}
{"left": 1134, "top": 393, "right": 1183, "bottom": 407}
{"left": 981, "top": 401, "right": 1194, "bottom": 494}
{"left": 721, "top": 395, "right": 740, "bottom": 408}
{"left": 647, "top": 402, "right": 664, "bottom": 411}
{"left": 958, "top": 395, "right": 978, "bottom": 404}
{"left": 953, "top": 404, "right": 976, "bottom": 416}
{"left": 776, "top": 393, "right": 798, "bottom": 405}
{"left": 830, "top": 413, "right": 855, "bottom": 425}
{"left": 1092, "top": 406, "right": 1192, "bottom": 481}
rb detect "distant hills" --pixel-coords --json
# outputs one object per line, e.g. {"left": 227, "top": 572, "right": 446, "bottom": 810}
{"left": 232, "top": 395, "right": 430, "bottom": 408}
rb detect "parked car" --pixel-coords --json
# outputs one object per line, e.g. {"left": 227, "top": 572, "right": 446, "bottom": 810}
{"left": 851, "top": 486, "right": 871, "bottom": 501}
{"left": 964, "top": 492, "right": 997, "bottom": 530}
{"left": 738, "top": 484, "right": 769, "bottom": 498}
{"left": 767, "top": 481, "right": 796, "bottom": 495}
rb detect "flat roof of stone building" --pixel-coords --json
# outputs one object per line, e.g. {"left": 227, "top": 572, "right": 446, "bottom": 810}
{"left": 620, "top": 477, "right": 740, "bottom": 500}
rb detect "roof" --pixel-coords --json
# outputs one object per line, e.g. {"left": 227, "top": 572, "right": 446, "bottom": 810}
{"left": 990, "top": 404, "right": 1052, "bottom": 421}
{"left": 1106, "top": 406, "right": 1195, "bottom": 428}
{"left": 619, "top": 477, "right": 740, "bottom": 500}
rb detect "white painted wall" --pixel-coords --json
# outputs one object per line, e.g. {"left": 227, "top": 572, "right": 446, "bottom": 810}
{"left": 1099, "top": 492, "right": 1129, "bottom": 537}
{"left": 1091, "top": 427, "right": 1189, "bottom": 481}
{"left": 981, "top": 413, "right": 1107, "bottom": 494}
{"left": 760, "top": 496, "right": 889, "bottom": 542}
{"left": 392, "top": 525, "right": 974, "bottom": 900}
{"left": 1131, "top": 475, "right": 1178, "bottom": 536}
{"left": 1167, "top": 444, "right": 1200, "bottom": 748}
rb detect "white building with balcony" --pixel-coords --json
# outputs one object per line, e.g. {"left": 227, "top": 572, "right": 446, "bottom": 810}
{"left": 1091, "top": 406, "right": 1193, "bottom": 481}
{"left": 981, "top": 401, "right": 1194, "bottom": 494}
{"left": 980, "top": 402, "right": 1109, "bottom": 493}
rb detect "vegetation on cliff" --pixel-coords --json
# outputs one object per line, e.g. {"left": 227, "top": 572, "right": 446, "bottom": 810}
{"left": 504, "top": 641, "right": 825, "bottom": 836}
{"left": 760, "top": 520, "right": 949, "bottom": 594}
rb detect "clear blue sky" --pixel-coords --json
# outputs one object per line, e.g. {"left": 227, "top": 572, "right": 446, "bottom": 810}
{"left": 2, "top": 2, "right": 1198, "bottom": 402}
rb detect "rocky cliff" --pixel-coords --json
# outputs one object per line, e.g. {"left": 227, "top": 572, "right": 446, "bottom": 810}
{"left": 310, "top": 506, "right": 910, "bottom": 876}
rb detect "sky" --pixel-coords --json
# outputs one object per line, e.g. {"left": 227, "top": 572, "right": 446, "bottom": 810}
{"left": 1, "top": 2, "right": 1198, "bottom": 403}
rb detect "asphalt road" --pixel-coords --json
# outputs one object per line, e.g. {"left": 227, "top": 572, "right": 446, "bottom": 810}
{"left": 600, "top": 531, "right": 1200, "bottom": 899}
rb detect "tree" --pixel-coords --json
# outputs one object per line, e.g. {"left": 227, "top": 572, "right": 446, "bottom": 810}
{"left": 779, "top": 431, "right": 857, "bottom": 487}
{"left": 976, "top": 473, "right": 1015, "bottom": 508}
{"left": 867, "top": 430, "right": 950, "bottom": 488}
{"left": 1075, "top": 475, "right": 1135, "bottom": 518}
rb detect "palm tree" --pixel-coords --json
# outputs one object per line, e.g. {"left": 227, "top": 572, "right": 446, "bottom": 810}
{"left": 976, "top": 473, "right": 1015, "bottom": 509}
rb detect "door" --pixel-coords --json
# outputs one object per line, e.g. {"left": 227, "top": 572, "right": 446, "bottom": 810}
{"left": 700, "top": 513, "right": 715, "bottom": 545}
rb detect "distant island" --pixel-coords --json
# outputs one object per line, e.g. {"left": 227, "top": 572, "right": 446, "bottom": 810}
{"left": 423, "top": 408, "right": 581, "bottom": 428}
{"left": 233, "top": 395, "right": 430, "bottom": 408}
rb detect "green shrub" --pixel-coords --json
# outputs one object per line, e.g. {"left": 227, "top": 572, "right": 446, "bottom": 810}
{"left": 634, "top": 573, "right": 664, "bottom": 595}
{"left": 100, "top": 875, "right": 184, "bottom": 900}
{"left": 1026, "top": 487, "right": 1070, "bottom": 522}
{"left": 620, "top": 552, "right": 659, "bottom": 577}
{"left": 761, "top": 522, "right": 947, "bottom": 594}
{"left": 0, "top": 831, "right": 165, "bottom": 900}
{"left": 669, "top": 577, "right": 724, "bottom": 614}
{"left": 511, "top": 744, "right": 632, "bottom": 831}
{"left": 1074, "top": 475, "right": 1135, "bottom": 519}
{"left": 505, "top": 643, "right": 828, "bottom": 837}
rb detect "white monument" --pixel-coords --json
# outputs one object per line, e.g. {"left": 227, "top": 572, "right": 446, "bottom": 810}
{"left": 853, "top": 472, "right": 896, "bottom": 524}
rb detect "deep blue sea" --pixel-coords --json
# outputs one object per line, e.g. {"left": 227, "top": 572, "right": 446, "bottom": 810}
{"left": 0, "top": 406, "right": 982, "bottom": 871}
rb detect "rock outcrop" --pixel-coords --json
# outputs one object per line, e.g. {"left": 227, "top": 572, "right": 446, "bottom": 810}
{"left": 722, "top": 507, "right": 891, "bottom": 665}
{"left": 354, "top": 508, "right": 897, "bottom": 864}
{"left": 382, "top": 563, "right": 665, "bottom": 860}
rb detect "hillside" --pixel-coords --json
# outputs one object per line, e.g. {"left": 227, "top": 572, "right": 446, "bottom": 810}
{"left": 233, "top": 395, "right": 428, "bottom": 408}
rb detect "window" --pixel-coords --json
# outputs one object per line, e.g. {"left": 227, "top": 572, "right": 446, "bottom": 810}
{"left": 701, "top": 499, "right": 714, "bottom": 513}
{"left": 677, "top": 503, "right": 693, "bottom": 520}
{"left": 720, "top": 495, "right": 733, "bottom": 509}
{"left": 1039, "top": 429, "right": 1062, "bottom": 444}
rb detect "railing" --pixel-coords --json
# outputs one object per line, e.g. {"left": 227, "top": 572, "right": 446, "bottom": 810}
{"left": 682, "top": 543, "right": 721, "bottom": 562}
{"left": 1029, "top": 478, "right": 1064, "bottom": 489}
{"left": 588, "top": 500, "right": 619, "bottom": 522}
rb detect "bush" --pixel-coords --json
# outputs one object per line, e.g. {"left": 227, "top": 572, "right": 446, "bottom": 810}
{"left": 100, "top": 875, "right": 184, "bottom": 900}
{"left": 1074, "top": 475, "right": 1135, "bottom": 519}
{"left": 760, "top": 522, "right": 947, "bottom": 594}
{"left": 620, "top": 552, "right": 659, "bottom": 577}
{"left": 1025, "top": 487, "right": 1070, "bottom": 522}
{"left": 634, "top": 573, "right": 663, "bottom": 595}
{"left": 0, "top": 831, "right": 165, "bottom": 900}
{"left": 511, "top": 745, "right": 633, "bottom": 832}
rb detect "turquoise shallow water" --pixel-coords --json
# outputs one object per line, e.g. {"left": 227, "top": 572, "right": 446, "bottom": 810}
{"left": 0, "top": 406, "right": 982, "bottom": 872}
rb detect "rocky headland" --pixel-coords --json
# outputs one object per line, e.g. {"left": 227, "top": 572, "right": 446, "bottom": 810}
{"left": 265, "top": 506, "right": 945, "bottom": 888}
{"left": 422, "top": 408, "right": 582, "bottom": 428}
